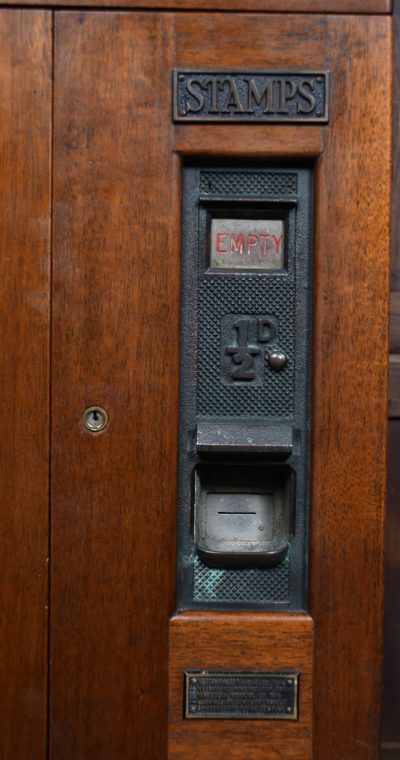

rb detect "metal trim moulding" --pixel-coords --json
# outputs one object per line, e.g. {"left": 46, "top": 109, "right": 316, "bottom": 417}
{"left": 173, "top": 69, "right": 330, "bottom": 123}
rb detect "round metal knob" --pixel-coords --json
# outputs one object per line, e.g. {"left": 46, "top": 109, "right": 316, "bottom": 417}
{"left": 268, "top": 350, "right": 288, "bottom": 372}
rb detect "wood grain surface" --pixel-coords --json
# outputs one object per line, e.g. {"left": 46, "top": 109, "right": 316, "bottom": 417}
{"left": 310, "top": 15, "right": 391, "bottom": 760}
{"left": 48, "top": 10, "right": 391, "bottom": 760}
{"left": 169, "top": 613, "right": 313, "bottom": 760}
{"left": 175, "top": 124, "right": 323, "bottom": 158}
{"left": 0, "top": 0, "right": 392, "bottom": 11}
{"left": 0, "top": 10, "right": 52, "bottom": 760}
{"left": 173, "top": 13, "right": 391, "bottom": 758}
{"left": 50, "top": 12, "right": 179, "bottom": 759}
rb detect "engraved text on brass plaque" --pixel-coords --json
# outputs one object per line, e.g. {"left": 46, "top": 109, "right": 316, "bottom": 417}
{"left": 184, "top": 671, "right": 299, "bottom": 719}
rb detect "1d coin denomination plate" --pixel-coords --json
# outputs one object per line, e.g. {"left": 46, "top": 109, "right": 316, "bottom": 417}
{"left": 173, "top": 70, "right": 329, "bottom": 123}
{"left": 184, "top": 671, "right": 299, "bottom": 719}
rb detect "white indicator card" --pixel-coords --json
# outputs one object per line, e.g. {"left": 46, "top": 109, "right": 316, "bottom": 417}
{"left": 210, "top": 218, "right": 284, "bottom": 270}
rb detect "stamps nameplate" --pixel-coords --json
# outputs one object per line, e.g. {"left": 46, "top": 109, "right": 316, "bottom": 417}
{"left": 184, "top": 671, "right": 299, "bottom": 719}
{"left": 173, "top": 70, "right": 329, "bottom": 123}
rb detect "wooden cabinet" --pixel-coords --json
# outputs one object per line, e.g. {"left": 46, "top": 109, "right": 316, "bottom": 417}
{"left": 0, "top": 4, "right": 391, "bottom": 758}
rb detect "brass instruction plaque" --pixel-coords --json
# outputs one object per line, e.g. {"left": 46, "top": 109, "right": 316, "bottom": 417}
{"left": 184, "top": 671, "right": 299, "bottom": 720}
{"left": 173, "top": 70, "right": 329, "bottom": 123}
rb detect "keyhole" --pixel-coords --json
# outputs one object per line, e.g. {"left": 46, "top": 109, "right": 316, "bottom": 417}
{"left": 83, "top": 406, "right": 109, "bottom": 432}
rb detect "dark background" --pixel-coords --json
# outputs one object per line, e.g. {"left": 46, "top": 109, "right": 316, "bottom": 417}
{"left": 381, "top": 2, "right": 400, "bottom": 756}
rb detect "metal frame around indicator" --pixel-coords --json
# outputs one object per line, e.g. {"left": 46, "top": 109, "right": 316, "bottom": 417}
{"left": 201, "top": 198, "right": 295, "bottom": 276}
{"left": 184, "top": 671, "right": 299, "bottom": 720}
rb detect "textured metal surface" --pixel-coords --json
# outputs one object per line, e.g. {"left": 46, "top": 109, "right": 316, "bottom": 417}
{"left": 196, "top": 421, "right": 293, "bottom": 453}
{"left": 197, "top": 276, "right": 295, "bottom": 418}
{"left": 177, "top": 164, "right": 313, "bottom": 611}
{"left": 200, "top": 169, "right": 297, "bottom": 197}
{"left": 194, "top": 463, "right": 292, "bottom": 568}
{"left": 184, "top": 671, "right": 299, "bottom": 720}
{"left": 193, "top": 553, "right": 290, "bottom": 603}
{"left": 173, "top": 70, "right": 329, "bottom": 124}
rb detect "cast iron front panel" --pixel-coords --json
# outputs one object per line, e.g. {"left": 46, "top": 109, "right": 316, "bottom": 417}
{"left": 199, "top": 170, "right": 298, "bottom": 196}
{"left": 197, "top": 276, "right": 295, "bottom": 417}
{"left": 177, "top": 164, "right": 313, "bottom": 611}
{"left": 193, "top": 553, "right": 290, "bottom": 604}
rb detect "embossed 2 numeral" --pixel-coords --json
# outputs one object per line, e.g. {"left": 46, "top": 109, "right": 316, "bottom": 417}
{"left": 230, "top": 350, "right": 258, "bottom": 380}
{"left": 226, "top": 319, "right": 260, "bottom": 380}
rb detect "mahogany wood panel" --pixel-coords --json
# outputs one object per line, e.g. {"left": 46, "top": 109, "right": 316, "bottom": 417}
{"left": 169, "top": 613, "right": 313, "bottom": 760}
{"left": 50, "top": 10, "right": 390, "bottom": 759}
{"left": 0, "top": 0, "right": 392, "bottom": 12}
{"left": 175, "top": 125, "right": 323, "bottom": 158}
{"left": 0, "top": 10, "right": 51, "bottom": 759}
{"left": 173, "top": 13, "right": 391, "bottom": 758}
{"left": 51, "top": 12, "right": 179, "bottom": 759}
{"left": 382, "top": 421, "right": 400, "bottom": 757}
{"left": 310, "top": 16, "right": 391, "bottom": 760}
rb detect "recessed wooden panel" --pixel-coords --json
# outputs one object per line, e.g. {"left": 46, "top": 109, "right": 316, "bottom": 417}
{"left": 175, "top": 124, "right": 324, "bottom": 158}
{"left": 0, "top": 10, "right": 51, "bottom": 759}
{"left": 169, "top": 613, "right": 313, "bottom": 760}
{"left": 51, "top": 12, "right": 179, "bottom": 759}
{"left": 50, "top": 10, "right": 390, "bottom": 760}
{"left": 172, "top": 12, "right": 390, "bottom": 759}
